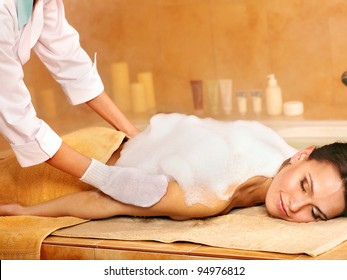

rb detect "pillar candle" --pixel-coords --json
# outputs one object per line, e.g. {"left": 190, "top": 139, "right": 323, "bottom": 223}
{"left": 137, "top": 72, "right": 156, "bottom": 112}
{"left": 110, "top": 62, "right": 131, "bottom": 112}
{"left": 130, "top": 83, "right": 147, "bottom": 113}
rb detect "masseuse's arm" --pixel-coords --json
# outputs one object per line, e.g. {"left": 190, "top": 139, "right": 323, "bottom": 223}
{"left": 34, "top": 0, "right": 139, "bottom": 138}
{"left": 86, "top": 91, "right": 139, "bottom": 137}
{"left": 46, "top": 142, "right": 91, "bottom": 178}
{"left": 47, "top": 91, "right": 140, "bottom": 177}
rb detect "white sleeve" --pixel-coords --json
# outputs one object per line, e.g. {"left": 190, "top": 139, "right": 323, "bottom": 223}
{"left": 0, "top": 1, "right": 62, "bottom": 167}
{"left": 33, "top": 0, "right": 104, "bottom": 105}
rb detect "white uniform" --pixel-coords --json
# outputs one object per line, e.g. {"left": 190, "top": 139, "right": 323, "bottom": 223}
{"left": 0, "top": 0, "right": 104, "bottom": 167}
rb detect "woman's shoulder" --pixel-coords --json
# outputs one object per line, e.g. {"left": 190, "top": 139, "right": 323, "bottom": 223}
{"left": 221, "top": 176, "right": 272, "bottom": 215}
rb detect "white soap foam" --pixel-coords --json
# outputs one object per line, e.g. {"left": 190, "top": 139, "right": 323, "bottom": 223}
{"left": 116, "top": 113, "right": 297, "bottom": 206}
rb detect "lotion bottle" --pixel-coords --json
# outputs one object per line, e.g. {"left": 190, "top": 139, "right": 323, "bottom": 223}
{"left": 265, "top": 74, "right": 282, "bottom": 116}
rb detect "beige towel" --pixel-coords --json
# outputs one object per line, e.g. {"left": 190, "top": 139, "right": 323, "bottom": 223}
{"left": 52, "top": 206, "right": 347, "bottom": 257}
{"left": 0, "top": 216, "right": 86, "bottom": 260}
{"left": 0, "top": 127, "right": 125, "bottom": 259}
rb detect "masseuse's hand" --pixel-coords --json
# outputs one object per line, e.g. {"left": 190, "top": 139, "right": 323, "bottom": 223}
{"left": 80, "top": 159, "right": 168, "bottom": 207}
{"left": 124, "top": 126, "right": 140, "bottom": 138}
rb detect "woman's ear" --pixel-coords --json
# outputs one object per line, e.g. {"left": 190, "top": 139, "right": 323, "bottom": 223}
{"left": 290, "top": 145, "right": 315, "bottom": 164}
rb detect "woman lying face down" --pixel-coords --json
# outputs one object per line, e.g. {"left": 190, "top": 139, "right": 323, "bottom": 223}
{"left": 0, "top": 142, "right": 346, "bottom": 223}
{"left": 0, "top": 114, "right": 346, "bottom": 222}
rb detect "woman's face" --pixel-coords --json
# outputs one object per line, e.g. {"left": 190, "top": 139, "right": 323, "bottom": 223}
{"left": 265, "top": 147, "right": 345, "bottom": 222}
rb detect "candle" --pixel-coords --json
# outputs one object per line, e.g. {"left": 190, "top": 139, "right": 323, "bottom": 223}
{"left": 137, "top": 72, "right": 156, "bottom": 112}
{"left": 110, "top": 62, "right": 131, "bottom": 112}
{"left": 130, "top": 83, "right": 147, "bottom": 113}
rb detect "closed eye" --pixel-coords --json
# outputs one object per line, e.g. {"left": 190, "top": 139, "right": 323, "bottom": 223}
{"left": 311, "top": 206, "right": 328, "bottom": 221}
{"left": 300, "top": 179, "right": 307, "bottom": 193}
{"left": 308, "top": 172, "right": 328, "bottom": 221}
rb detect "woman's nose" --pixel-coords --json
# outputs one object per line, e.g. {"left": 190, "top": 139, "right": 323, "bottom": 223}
{"left": 289, "top": 197, "right": 311, "bottom": 213}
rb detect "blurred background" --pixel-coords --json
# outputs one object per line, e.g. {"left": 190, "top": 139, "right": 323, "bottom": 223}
{"left": 2, "top": 0, "right": 347, "bottom": 152}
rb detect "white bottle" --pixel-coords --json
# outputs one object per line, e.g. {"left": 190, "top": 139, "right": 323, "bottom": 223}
{"left": 265, "top": 74, "right": 282, "bottom": 116}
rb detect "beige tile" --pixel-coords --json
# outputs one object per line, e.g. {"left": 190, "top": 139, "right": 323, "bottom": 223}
{"left": 95, "top": 248, "right": 192, "bottom": 260}
{"left": 155, "top": 0, "right": 215, "bottom": 113}
{"left": 41, "top": 244, "right": 95, "bottom": 260}
{"left": 157, "top": 0, "right": 206, "bottom": 6}
{"left": 327, "top": 1, "right": 347, "bottom": 105}
{"left": 190, "top": 245, "right": 300, "bottom": 260}
{"left": 96, "top": 240, "right": 200, "bottom": 254}
{"left": 266, "top": 0, "right": 333, "bottom": 106}
{"left": 43, "top": 236, "right": 101, "bottom": 247}
{"left": 212, "top": 0, "right": 270, "bottom": 90}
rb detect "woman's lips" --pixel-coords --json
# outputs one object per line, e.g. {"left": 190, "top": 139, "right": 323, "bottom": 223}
{"left": 279, "top": 192, "right": 289, "bottom": 217}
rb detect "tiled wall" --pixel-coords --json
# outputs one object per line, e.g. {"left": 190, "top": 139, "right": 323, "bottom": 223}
{"left": 24, "top": 0, "right": 347, "bottom": 119}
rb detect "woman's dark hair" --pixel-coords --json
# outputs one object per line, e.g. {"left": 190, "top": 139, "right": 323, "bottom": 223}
{"left": 308, "top": 142, "right": 347, "bottom": 217}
